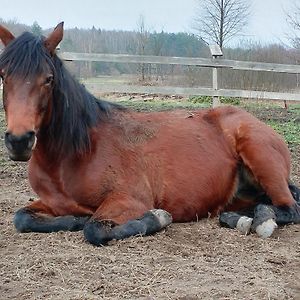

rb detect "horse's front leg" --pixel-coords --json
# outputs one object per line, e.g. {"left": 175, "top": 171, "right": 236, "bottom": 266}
{"left": 83, "top": 195, "right": 172, "bottom": 246}
{"left": 14, "top": 200, "right": 90, "bottom": 233}
{"left": 84, "top": 210, "right": 172, "bottom": 246}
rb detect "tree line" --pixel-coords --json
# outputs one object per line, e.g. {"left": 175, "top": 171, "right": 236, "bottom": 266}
{"left": 0, "top": 18, "right": 299, "bottom": 92}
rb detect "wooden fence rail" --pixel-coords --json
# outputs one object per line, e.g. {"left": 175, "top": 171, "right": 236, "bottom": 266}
{"left": 58, "top": 52, "right": 300, "bottom": 102}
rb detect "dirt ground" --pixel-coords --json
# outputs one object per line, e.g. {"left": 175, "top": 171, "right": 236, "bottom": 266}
{"left": 0, "top": 103, "right": 299, "bottom": 300}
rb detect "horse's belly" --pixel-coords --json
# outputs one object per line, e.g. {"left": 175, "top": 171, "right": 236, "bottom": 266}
{"left": 152, "top": 147, "right": 238, "bottom": 222}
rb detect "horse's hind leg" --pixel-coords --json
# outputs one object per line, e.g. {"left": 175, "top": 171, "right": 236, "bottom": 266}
{"left": 237, "top": 139, "right": 300, "bottom": 237}
{"left": 251, "top": 184, "right": 300, "bottom": 237}
{"left": 237, "top": 130, "right": 299, "bottom": 212}
{"left": 220, "top": 184, "right": 300, "bottom": 238}
{"left": 220, "top": 205, "right": 280, "bottom": 238}
{"left": 219, "top": 211, "right": 254, "bottom": 235}
{"left": 14, "top": 200, "right": 90, "bottom": 233}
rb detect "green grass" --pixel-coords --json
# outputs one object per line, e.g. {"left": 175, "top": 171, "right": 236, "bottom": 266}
{"left": 287, "top": 103, "right": 300, "bottom": 115}
{"left": 267, "top": 120, "right": 300, "bottom": 145}
{"left": 189, "top": 95, "right": 241, "bottom": 105}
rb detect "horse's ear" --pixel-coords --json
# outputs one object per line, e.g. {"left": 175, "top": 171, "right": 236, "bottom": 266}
{"left": 0, "top": 25, "right": 15, "bottom": 46}
{"left": 44, "top": 22, "right": 64, "bottom": 55}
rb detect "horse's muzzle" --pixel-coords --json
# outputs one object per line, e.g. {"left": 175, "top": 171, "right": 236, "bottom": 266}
{"left": 5, "top": 131, "right": 36, "bottom": 161}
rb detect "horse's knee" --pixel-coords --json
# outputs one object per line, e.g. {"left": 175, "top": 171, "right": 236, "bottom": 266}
{"left": 83, "top": 220, "right": 113, "bottom": 246}
{"left": 14, "top": 208, "right": 34, "bottom": 233}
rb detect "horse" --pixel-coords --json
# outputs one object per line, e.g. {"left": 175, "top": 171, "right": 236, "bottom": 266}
{"left": 0, "top": 23, "right": 299, "bottom": 246}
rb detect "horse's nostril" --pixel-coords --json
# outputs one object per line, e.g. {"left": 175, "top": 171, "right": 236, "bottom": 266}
{"left": 27, "top": 132, "right": 36, "bottom": 149}
{"left": 5, "top": 132, "right": 14, "bottom": 150}
{"left": 26, "top": 131, "right": 36, "bottom": 147}
{"left": 5, "top": 131, "right": 13, "bottom": 143}
{"left": 26, "top": 131, "right": 35, "bottom": 139}
{"left": 5, "top": 131, "right": 36, "bottom": 151}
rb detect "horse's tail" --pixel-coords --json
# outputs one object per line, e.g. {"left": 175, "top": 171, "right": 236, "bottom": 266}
{"left": 289, "top": 183, "right": 300, "bottom": 204}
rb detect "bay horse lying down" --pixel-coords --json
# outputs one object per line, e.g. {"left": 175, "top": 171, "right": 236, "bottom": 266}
{"left": 0, "top": 23, "right": 299, "bottom": 246}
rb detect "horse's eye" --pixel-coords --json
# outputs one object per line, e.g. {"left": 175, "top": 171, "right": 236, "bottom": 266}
{"left": 44, "top": 75, "right": 54, "bottom": 85}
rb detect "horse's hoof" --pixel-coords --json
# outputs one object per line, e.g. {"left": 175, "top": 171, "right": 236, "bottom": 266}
{"left": 149, "top": 209, "right": 173, "bottom": 228}
{"left": 236, "top": 216, "right": 253, "bottom": 235}
{"left": 255, "top": 219, "right": 278, "bottom": 238}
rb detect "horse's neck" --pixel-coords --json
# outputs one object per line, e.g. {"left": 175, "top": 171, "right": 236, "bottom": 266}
{"left": 33, "top": 131, "right": 68, "bottom": 165}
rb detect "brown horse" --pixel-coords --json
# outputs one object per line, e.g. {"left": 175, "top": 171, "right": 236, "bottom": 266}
{"left": 0, "top": 23, "right": 299, "bottom": 246}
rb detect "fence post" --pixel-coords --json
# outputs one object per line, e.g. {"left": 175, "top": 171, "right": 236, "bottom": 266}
{"left": 209, "top": 45, "right": 223, "bottom": 108}
{"left": 212, "top": 62, "right": 219, "bottom": 107}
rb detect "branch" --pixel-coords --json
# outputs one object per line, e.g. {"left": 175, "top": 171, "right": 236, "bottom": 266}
{"left": 192, "top": 0, "right": 250, "bottom": 47}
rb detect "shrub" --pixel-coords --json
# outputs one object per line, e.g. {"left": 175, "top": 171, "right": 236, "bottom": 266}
{"left": 188, "top": 96, "right": 240, "bottom": 105}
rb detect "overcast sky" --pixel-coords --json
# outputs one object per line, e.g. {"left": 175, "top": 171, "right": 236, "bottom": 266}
{"left": 0, "top": 0, "right": 295, "bottom": 46}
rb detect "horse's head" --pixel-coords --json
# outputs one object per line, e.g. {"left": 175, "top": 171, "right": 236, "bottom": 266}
{"left": 0, "top": 23, "right": 63, "bottom": 161}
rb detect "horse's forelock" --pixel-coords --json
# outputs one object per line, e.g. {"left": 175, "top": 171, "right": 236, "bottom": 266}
{"left": 0, "top": 32, "right": 54, "bottom": 79}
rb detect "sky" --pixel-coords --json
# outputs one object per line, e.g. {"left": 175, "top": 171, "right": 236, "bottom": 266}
{"left": 0, "top": 0, "right": 296, "bottom": 46}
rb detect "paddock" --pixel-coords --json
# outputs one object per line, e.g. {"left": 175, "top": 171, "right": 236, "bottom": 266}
{"left": 0, "top": 99, "right": 299, "bottom": 299}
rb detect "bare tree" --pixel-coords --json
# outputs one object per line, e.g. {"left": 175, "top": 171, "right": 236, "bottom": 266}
{"left": 286, "top": 2, "right": 300, "bottom": 48}
{"left": 136, "top": 15, "right": 150, "bottom": 81}
{"left": 193, "top": 0, "right": 250, "bottom": 49}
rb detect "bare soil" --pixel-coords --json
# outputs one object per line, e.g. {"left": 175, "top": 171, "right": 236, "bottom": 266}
{"left": 0, "top": 104, "right": 299, "bottom": 300}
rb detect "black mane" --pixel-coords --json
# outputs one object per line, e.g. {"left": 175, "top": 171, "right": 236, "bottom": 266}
{"left": 0, "top": 32, "right": 122, "bottom": 158}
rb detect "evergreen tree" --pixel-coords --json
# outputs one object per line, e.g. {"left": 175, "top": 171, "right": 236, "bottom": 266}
{"left": 31, "top": 21, "right": 42, "bottom": 36}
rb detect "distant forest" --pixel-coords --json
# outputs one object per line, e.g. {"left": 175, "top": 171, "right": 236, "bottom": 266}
{"left": 1, "top": 19, "right": 300, "bottom": 92}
